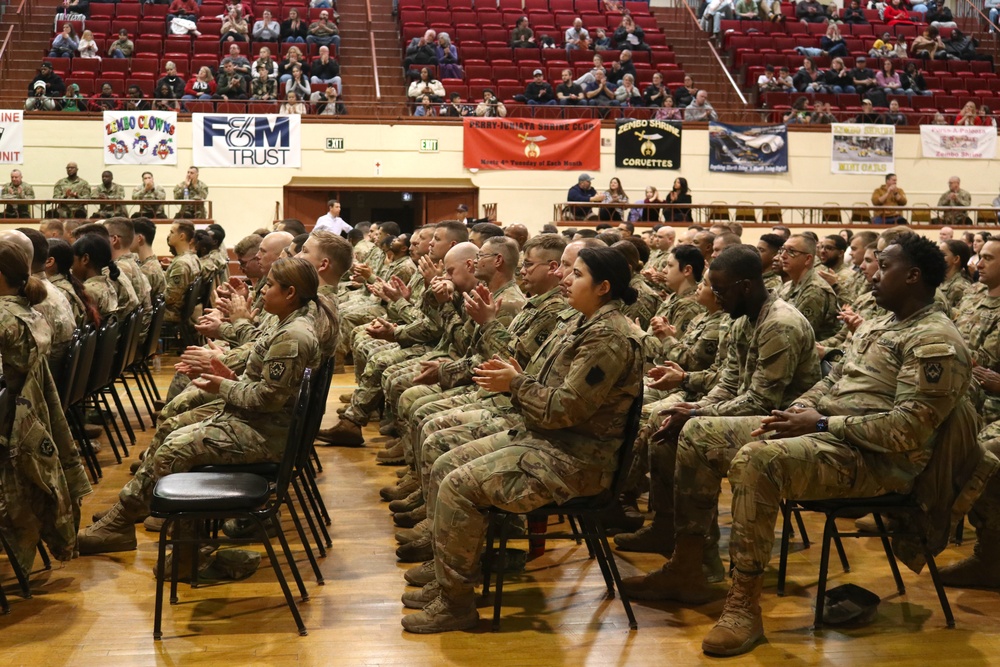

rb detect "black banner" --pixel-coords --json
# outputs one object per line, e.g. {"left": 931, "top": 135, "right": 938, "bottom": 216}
{"left": 614, "top": 118, "right": 682, "bottom": 170}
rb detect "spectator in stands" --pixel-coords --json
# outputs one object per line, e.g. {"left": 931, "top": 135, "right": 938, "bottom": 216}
{"left": 285, "top": 65, "right": 311, "bottom": 100}
{"left": 220, "top": 7, "right": 249, "bottom": 43}
{"left": 876, "top": 59, "right": 905, "bottom": 98}
{"left": 598, "top": 177, "right": 629, "bottom": 221}
{"left": 615, "top": 74, "right": 644, "bottom": 106}
{"left": 222, "top": 44, "right": 252, "bottom": 84}
{"left": 403, "top": 29, "right": 438, "bottom": 74}
{"left": 881, "top": 99, "right": 908, "bottom": 125}
{"left": 48, "top": 24, "right": 78, "bottom": 58}
{"left": 644, "top": 71, "right": 670, "bottom": 106}
{"left": 936, "top": 176, "right": 972, "bottom": 225}
{"left": 567, "top": 173, "right": 599, "bottom": 219}
{"left": 734, "top": 0, "right": 759, "bottom": 20}
{"left": 988, "top": 0, "right": 1000, "bottom": 33}
{"left": 892, "top": 34, "right": 909, "bottom": 58}
{"left": 911, "top": 25, "right": 946, "bottom": 59}
{"left": 871, "top": 172, "right": 908, "bottom": 224}
{"left": 654, "top": 96, "right": 683, "bottom": 120}
{"left": 629, "top": 186, "right": 663, "bottom": 223}
{"left": 685, "top": 89, "right": 718, "bottom": 121}
{"left": 701, "top": 0, "right": 734, "bottom": 35}
{"left": 408, "top": 67, "right": 445, "bottom": 104}
{"left": 475, "top": 89, "right": 507, "bottom": 117}
{"left": 792, "top": 57, "right": 826, "bottom": 93}
{"left": 252, "top": 10, "right": 281, "bottom": 42}
{"left": 282, "top": 9, "right": 308, "bottom": 43}
{"left": 312, "top": 83, "right": 347, "bottom": 116}
{"left": 88, "top": 83, "right": 120, "bottom": 112}
{"left": 607, "top": 59, "right": 627, "bottom": 87}
{"left": 982, "top": 104, "right": 996, "bottom": 126}
{"left": 215, "top": 60, "right": 248, "bottom": 100}
{"left": 511, "top": 16, "right": 535, "bottom": 48}
{"left": 796, "top": 0, "right": 828, "bottom": 23}
{"left": 153, "top": 82, "right": 181, "bottom": 111}
{"left": 565, "top": 18, "right": 591, "bottom": 54}
{"left": 820, "top": 23, "right": 848, "bottom": 57}
{"left": 26, "top": 81, "right": 57, "bottom": 112}
{"left": 182, "top": 66, "right": 216, "bottom": 101}
{"left": 311, "top": 0, "right": 334, "bottom": 8}
{"left": 29, "top": 61, "right": 66, "bottom": 101}
{"left": 252, "top": 47, "right": 279, "bottom": 81}
{"left": 524, "top": 69, "right": 557, "bottom": 105}
{"left": 853, "top": 98, "right": 880, "bottom": 123}
{"left": 437, "top": 33, "right": 462, "bottom": 80}
{"left": 593, "top": 27, "right": 612, "bottom": 50}
{"left": 307, "top": 10, "right": 340, "bottom": 51}
{"left": 849, "top": 56, "right": 878, "bottom": 97}
{"left": 783, "top": 96, "right": 812, "bottom": 124}
{"left": 557, "top": 68, "right": 586, "bottom": 105}
{"left": 868, "top": 33, "right": 893, "bottom": 59}
{"left": 251, "top": 64, "right": 279, "bottom": 100}
{"left": 167, "top": 0, "right": 198, "bottom": 24}
{"left": 413, "top": 94, "right": 437, "bottom": 117}
{"left": 157, "top": 62, "right": 185, "bottom": 99}
{"left": 62, "top": 84, "right": 84, "bottom": 111}
{"left": 901, "top": 61, "right": 930, "bottom": 95}
{"left": 842, "top": 0, "right": 867, "bottom": 23}
{"left": 108, "top": 29, "right": 133, "bottom": 59}
{"left": 585, "top": 69, "right": 619, "bottom": 110}
{"left": 932, "top": 111, "right": 948, "bottom": 124}
{"left": 956, "top": 100, "right": 985, "bottom": 125}
{"left": 883, "top": 0, "right": 916, "bottom": 26}
{"left": 124, "top": 85, "right": 149, "bottom": 111}
{"left": 666, "top": 177, "right": 692, "bottom": 222}
{"left": 618, "top": 13, "right": 652, "bottom": 52}
{"left": 309, "top": 46, "right": 342, "bottom": 93}
{"left": 132, "top": 172, "right": 166, "bottom": 219}
{"left": 574, "top": 54, "right": 606, "bottom": 87}
{"left": 279, "top": 46, "right": 310, "bottom": 84}
{"left": 441, "top": 92, "right": 468, "bottom": 116}
{"left": 810, "top": 100, "right": 837, "bottom": 123}
{"left": 619, "top": 50, "right": 638, "bottom": 78}
{"left": 673, "top": 74, "right": 694, "bottom": 107}
{"left": 279, "top": 90, "right": 309, "bottom": 114}
{"left": 824, "top": 57, "right": 855, "bottom": 94}
{"left": 76, "top": 30, "right": 101, "bottom": 60}
{"left": 944, "top": 29, "right": 992, "bottom": 64}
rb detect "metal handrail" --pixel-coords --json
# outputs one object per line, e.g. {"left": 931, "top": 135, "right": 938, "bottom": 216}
{"left": 708, "top": 38, "right": 748, "bottom": 107}
{"left": 366, "top": 0, "right": 381, "bottom": 102}
{"left": 0, "top": 198, "right": 213, "bottom": 219}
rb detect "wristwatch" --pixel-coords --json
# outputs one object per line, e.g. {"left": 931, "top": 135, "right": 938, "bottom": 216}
{"left": 816, "top": 416, "right": 829, "bottom": 433}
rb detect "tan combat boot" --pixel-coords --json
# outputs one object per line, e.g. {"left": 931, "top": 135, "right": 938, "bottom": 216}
{"left": 315, "top": 418, "right": 364, "bottom": 447}
{"left": 396, "top": 517, "right": 431, "bottom": 545}
{"left": 614, "top": 519, "right": 675, "bottom": 555}
{"left": 396, "top": 534, "right": 434, "bottom": 563}
{"left": 401, "top": 593, "right": 479, "bottom": 634}
{"left": 619, "top": 533, "right": 713, "bottom": 604}
{"left": 389, "top": 488, "right": 425, "bottom": 514}
{"left": 376, "top": 439, "right": 407, "bottom": 465}
{"left": 938, "top": 535, "right": 1000, "bottom": 588}
{"left": 77, "top": 503, "right": 138, "bottom": 555}
{"left": 380, "top": 470, "right": 419, "bottom": 502}
{"left": 402, "top": 580, "right": 441, "bottom": 609}
{"left": 404, "top": 559, "right": 436, "bottom": 586}
{"left": 701, "top": 569, "right": 765, "bottom": 657}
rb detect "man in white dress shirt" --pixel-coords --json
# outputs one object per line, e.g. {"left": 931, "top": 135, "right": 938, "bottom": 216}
{"left": 314, "top": 199, "right": 352, "bottom": 236}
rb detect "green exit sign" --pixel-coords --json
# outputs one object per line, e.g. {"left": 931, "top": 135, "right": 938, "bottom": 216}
{"left": 325, "top": 138, "right": 344, "bottom": 151}
{"left": 420, "top": 139, "right": 439, "bottom": 152}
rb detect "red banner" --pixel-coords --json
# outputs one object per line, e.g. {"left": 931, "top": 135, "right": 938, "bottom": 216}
{"left": 463, "top": 117, "right": 601, "bottom": 170}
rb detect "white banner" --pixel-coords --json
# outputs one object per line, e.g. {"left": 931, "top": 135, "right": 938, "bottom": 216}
{"left": 0, "top": 110, "right": 24, "bottom": 164}
{"left": 192, "top": 114, "right": 301, "bottom": 168}
{"left": 920, "top": 124, "right": 997, "bottom": 159}
{"left": 831, "top": 123, "right": 895, "bottom": 175}
{"left": 103, "top": 110, "right": 178, "bottom": 164}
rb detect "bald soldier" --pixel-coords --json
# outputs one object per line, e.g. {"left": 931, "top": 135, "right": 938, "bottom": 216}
{"left": 777, "top": 234, "right": 840, "bottom": 341}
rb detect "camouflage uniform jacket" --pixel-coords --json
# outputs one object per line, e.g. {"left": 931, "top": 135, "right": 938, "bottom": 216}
{"left": 140, "top": 254, "right": 167, "bottom": 299}
{"left": 642, "top": 283, "right": 705, "bottom": 362}
{"left": 1, "top": 181, "right": 34, "bottom": 200}
{"left": 680, "top": 316, "right": 733, "bottom": 397}
{"left": 31, "top": 273, "right": 77, "bottom": 366}
{"left": 479, "top": 286, "right": 567, "bottom": 370}
{"left": 49, "top": 274, "right": 86, "bottom": 327}
{"left": 508, "top": 301, "right": 644, "bottom": 474}
{"left": 0, "top": 296, "right": 91, "bottom": 571}
{"left": 83, "top": 274, "right": 119, "bottom": 320}
{"left": 218, "top": 305, "right": 320, "bottom": 441}
{"left": 778, "top": 267, "right": 840, "bottom": 341}
{"left": 107, "top": 267, "right": 140, "bottom": 319}
{"left": 438, "top": 280, "right": 528, "bottom": 389}
{"left": 440, "top": 280, "right": 525, "bottom": 389}
{"left": 818, "top": 286, "right": 882, "bottom": 351}
{"left": 163, "top": 251, "right": 200, "bottom": 323}
{"left": 955, "top": 292, "right": 1000, "bottom": 422}
{"left": 52, "top": 175, "right": 91, "bottom": 200}
{"left": 119, "top": 254, "right": 152, "bottom": 325}
{"left": 661, "top": 308, "right": 726, "bottom": 372}
{"left": 795, "top": 303, "right": 973, "bottom": 493}
{"left": 131, "top": 184, "right": 166, "bottom": 218}
{"left": 762, "top": 271, "right": 783, "bottom": 294}
{"left": 696, "top": 296, "right": 820, "bottom": 417}
{"left": 833, "top": 265, "right": 864, "bottom": 307}
{"left": 941, "top": 271, "right": 972, "bottom": 316}
{"left": 172, "top": 179, "right": 209, "bottom": 218}
{"left": 385, "top": 270, "right": 427, "bottom": 324}
{"left": 91, "top": 182, "right": 127, "bottom": 218}
{"left": 199, "top": 248, "right": 228, "bottom": 282}
{"left": 623, "top": 272, "right": 660, "bottom": 329}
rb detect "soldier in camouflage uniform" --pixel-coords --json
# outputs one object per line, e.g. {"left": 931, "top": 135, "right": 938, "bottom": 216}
{"left": 173, "top": 167, "right": 209, "bottom": 219}
{"left": 78, "top": 257, "right": 330, "bottom": 554}
{"left": 400, "top": 246, "right": 644, "bottom": 634}
{"left": 131, "top": 171, "right": 167, "bottom": 219}
{"left": 816, "top": 234, "right": 862, "bottom": 307}
{"left": 693, "top": 235, "right": 974, "bottom": 657}
{"left": 45, "top": 242, "right": 88, "bottom": 327}
{"left": 18, "top": 228, "right": 77, "bottom": 375}
{"left": 132, "top": 218, "right": 167, "bottom": 300}
{"left": 641, "top": 244, "right": 706, "bottom": 364}
{"left": 0, "top": 236, "right": 91, "bottom": 574}
{"left": 613, "top": 239, "right": 659, "bottom": 329}
{"left": 91, "top": 171, "right": 127, "bottom": 219}
{"left": 620, "top": 245, "right": 820, "bottom": 595}
{"left": 756, "top": 234, "right": 785, "bottom": 294}
{"left": 777, "top": 234, "right": 840, "bottom": 341}
{"left": 105, "top": 218, "right": 152, "bottom": 333}
{"left": 74, "top": 235, "right": 121, "bottom": 320}
{"left": 2, "top": 169, "right": 35, "bottom": 218}
{"left": 939, "top": 238, "right": 973, "bottom": 316}
{"left": 162, "top": 221, "right": 201, "bottom": 325}
{"left": 49, "top": 162, "right": 91, "bottom": 219}
{"left": 817, "top": 240, "right": 882, "bottom": 356}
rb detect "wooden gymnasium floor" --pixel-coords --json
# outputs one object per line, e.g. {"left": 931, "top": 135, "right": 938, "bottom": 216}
{"left": 3, "top": 361, "right": 1000, "bottom": 666}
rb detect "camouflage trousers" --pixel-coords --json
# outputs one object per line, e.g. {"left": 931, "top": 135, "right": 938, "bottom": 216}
{"left": 623, "top": 389, "right": 689, "bottom": 501}
{"left": 674, "top": 416, "right": 885, "bottom": 574}
{"left": 159, "top": 383, "right": 216, "bottom": 425}
{"left": 381, "top": 351, "right": 451, "bottom": 425}
{"left": 429, "top": 430, "right": 607, "bottom": 601}
{"left": 336, "top": 301, "right": 386, "bottom": 358}
{"left": 350, "top": 332, "right": 394, "bottom": 382}
{"left": 343, "top": 343, "right": 428, "bottom": 426}
{"left": 119, "top": 409, "right": 281, "bottom": 519}
{"left": 397, "top": 384, "right": 476, "bottom": 467}
{"left": 967, "top": 420, "right": 1000, "bottom": 537}
{"left": 165, "top": 371, "right": 191, "bottom": 403}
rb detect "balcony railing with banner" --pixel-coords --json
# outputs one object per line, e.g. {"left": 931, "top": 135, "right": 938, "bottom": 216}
{"left": 0, "top": 198, "right": 213, "bottom": 221}
{"left": 553, "top": 201, "right": 1000, "bottom": 227}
